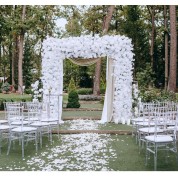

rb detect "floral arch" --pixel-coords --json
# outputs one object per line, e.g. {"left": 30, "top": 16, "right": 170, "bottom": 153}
{"left": 41, "top": 35, "right": 134, "bottom": 125}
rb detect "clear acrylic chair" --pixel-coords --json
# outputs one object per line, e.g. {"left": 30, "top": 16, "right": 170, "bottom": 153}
{"left": 136, "top": 102, "right": 156, "bottom": 147}
{"left": 145, "top": 105, "right": 178, "bottom": 171}
{"left": 40, "top": 102, "right": 60, "bottom": 142}
{"left": 26, "top": 102, "right": 51, "bottom": 148}
{"left": 5, "top": 103, "right": 38, "bottom": 158}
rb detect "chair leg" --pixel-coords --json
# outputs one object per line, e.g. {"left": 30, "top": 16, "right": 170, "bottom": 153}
{"left": 49, "top": 126, "right": 52, "bottom": 144}
{"left": 145, "top": 141, "right": 148, "bottom": 166}
{"left": 21, "top": 134, "right": 24, "bottom": 158}
{"left": 57, "top": 123, "right": 60, "bottom": 139}
{"left": 36, "top": 132, "right": 38, "bottom": 152}
{"left": 154, "top": 144, "right": 157, "bottom": 171}
{"left": 7, "top": 134, "right": 12, "bottom": 155}
{"left": 39, "top": 129, "right": 42, "bottom": 148}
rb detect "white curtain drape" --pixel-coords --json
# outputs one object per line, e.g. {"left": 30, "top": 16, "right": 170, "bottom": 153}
{"left": 100, "top": 57, "right": 114, "bottom": 123}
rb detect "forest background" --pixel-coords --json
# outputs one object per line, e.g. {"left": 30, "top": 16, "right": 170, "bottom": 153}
{"left": 0, "top": 5, "right": 177, "bottom": 102}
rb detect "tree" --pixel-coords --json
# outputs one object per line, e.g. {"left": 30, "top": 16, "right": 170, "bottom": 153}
{"left": 168, "top": 5, "right": 177, "bottom": 92}
{"left": 164, "top": 5, "right": 169, "bottom": 89}
{"left": 93, "top": 5, "right": 115, "bottom": 95}
{"left": 18, "top": 5, "right": 26, "bottom": 94}
{"left": 147, "top": 6, "right": 156, "bottom": 70}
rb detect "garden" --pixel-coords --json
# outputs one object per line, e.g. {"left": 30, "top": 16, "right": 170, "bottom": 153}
{"left": 0, "top": 92, "right": 178, "bottom": 171}
{"left": 0, "top": 4, "right": 178, "bottom": 173}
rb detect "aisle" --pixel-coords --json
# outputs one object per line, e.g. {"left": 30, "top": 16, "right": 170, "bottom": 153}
{"left": 5, "top": 119, "right": 117, "bottom": 171}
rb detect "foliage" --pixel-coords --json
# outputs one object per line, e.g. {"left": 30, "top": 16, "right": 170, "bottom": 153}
{"left": 63, "top": 60, "right": 80, "bottom": 90}
{"left": 66, "top": 90, "right": 80, "bottom": 108}
{"left": 1, "top": 82, "right": 10, "bottom": 92}
{"left": 77, "top": 88, "right": 93, "bottom": 95}
{"left": 67, "top": 77, "right": 76, "bottom": 93}
{"left": 23, "top": 37, "right": 34, "bottom": 89}
{"left": 78, "top": 66, "right": 93, "bottom": 88}
{"left": 79, "top": 95, "right": 102, "bottom": 101}
{"left": 136, "top": 63, "right": 156, "bottom": 89}
{"left": 24, "top": 88, "right": 33, "bottom": 94}
{"left": 0, "top": 99, "right": 6, "bottom": 110}
{"left": 139, "top": 87, "right": 177, "bottom": 102}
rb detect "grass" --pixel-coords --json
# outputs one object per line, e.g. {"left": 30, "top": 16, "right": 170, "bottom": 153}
{"left": 0, "top": 135, "right": 178, "bottom": 171}
{"left": 1, "top": 93, "right": 178, "bottom": 171}
{"left": 0, "top": 93, "right": 32, "bottom": 101}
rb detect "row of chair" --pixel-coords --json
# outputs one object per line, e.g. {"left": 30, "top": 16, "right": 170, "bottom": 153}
{"left": 0, "top": 102, "right": 60, "bottom": 158}
{"left": 131, "top": 101, "right": 178, "bottom": 171}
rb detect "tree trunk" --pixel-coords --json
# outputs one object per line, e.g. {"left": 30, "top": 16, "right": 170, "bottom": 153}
{"left": 147, "top": 6, "right": 156, "bottom": 69}
{"left": 93, "top": 5, "right": 115, "bottom": 96}
{"left": 18, "top": 5, "right": 26, "bottom": 94}
{"left": 164, "top": 5, "right": 169, "bottom": 90}
{"left": 168, "top": 5, "right": 177, "bottom": 92}
{"left": 11, "top": 34, "right": 16, "bottom": 87}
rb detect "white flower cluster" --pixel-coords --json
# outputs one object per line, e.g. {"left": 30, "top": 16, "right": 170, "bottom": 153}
{"left": 41, "top": 35, "right": 134, "bottom": 124}
{"left": 31, "top": 80, "right": 43, "bottom": 102}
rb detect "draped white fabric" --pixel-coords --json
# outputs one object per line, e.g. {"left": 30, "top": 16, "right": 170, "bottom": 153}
{"left": 41, "top": 35, "right": 134, "bottom": 125}
{"left": 68, "top": 57, "right": 100, "bottom": 66}
{"left": 100, "top": 57, "right": 114, "bottom": 123}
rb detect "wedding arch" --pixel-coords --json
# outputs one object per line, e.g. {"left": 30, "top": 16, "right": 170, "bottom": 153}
{"left": 41, "top": 35, "right": 134, "bottom": 125}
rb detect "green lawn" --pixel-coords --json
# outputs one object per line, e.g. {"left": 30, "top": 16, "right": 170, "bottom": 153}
{"left": 0, "top": 134, "right": 177, "bottom": 171}
{"left": 1, "top": 93, "right": 178, "bottom": 171}
{"left": 0, "top": 93, "right": 32, "bottom": 101}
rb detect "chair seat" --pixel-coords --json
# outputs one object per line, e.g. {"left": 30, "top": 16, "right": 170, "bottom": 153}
{"left": 11, "top": 126, "right": 37, "bottom": 133}
{"left": 0, "top": 120, "right": 8, "bottom": 124}
{"left": 0, "top": 125, "right": 10, "bottom": 130}
{"left": 47, "top": 121, "right": 58, "bottom": 125}
{"left": 137, "top": 122, "right": 155, "bottom": 126}
{"left": 11, "top": 121, "right": 29, "bottom": 125}
{"left": 145, "top": 135, "right": 173, "bottom": 143}
{"left": 166, "top": 126, "right": 178, "bottom": 131}
{"left": 41, "top": 118, "right": 58, "bottom": 122}
{"left": 132, "top": 117, "right": 149, "bottom": 122}
{"left": 139, "top": 127, "right": 163, "bottom": 134}
{"left": 25, "top": 117, "right": 39, "bottom": 121}
{"left": 30, "top": 122, "right": 50, "bottom": 127}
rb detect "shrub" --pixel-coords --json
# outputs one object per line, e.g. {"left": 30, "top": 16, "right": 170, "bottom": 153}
{"left": 1, "top": 82, "right": 10, "bottom": 93}
{"left": 66, "top": 90, "right": 80, "bottom": 108}
{"left": 24, "top": 88, "right": 33, "bottom": 94}
{"left": 0, "top": 98, "right": 6, "bottom": 110}
{"left": 79, "top": 95, "right": 102, "bottom": 101}
{"left": 77, "top": 88, "right": 93, "bottom": 95}
{"left": 139, "top": 87, "right": 177, "bottom": 102}
{"left": 68, "top": 77, "right": 76, "bottom": 94}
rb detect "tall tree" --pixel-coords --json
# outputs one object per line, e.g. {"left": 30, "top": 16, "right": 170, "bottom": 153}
{"left": 93, "top": 5, "right": 115, "bottom": 95}
{"left": 18, "top": 5, "right": 26, "bottom": 94}
{"left": 168, "top": 5, "right": 177, "bottom": 92}
{"left": 164, "top": 5, "right": 169, "bottom": 89}
{"left": 147, "top": 6, "right": 156, "bottom": 70}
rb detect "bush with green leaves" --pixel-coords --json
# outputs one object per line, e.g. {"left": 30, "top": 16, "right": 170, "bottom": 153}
{"left": 136, "top": 63, "right": 156, "bottom": 89}
{"left": 68, "top": 77, "right": 76, "bottom": 94}
{"left": 1, "top": 82, "right": 10, "bottom": 92}
{"left": 139, "top": 87, "right": 177, "bottom": 102}
{"left": 0, "top": 98, "right": 6, "bottom": 110}
{"left": 66, "top": 90, "right": 80, "bottom": 108}
{"left": 77, "top": 88, "right": 93, "bottom": 95}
